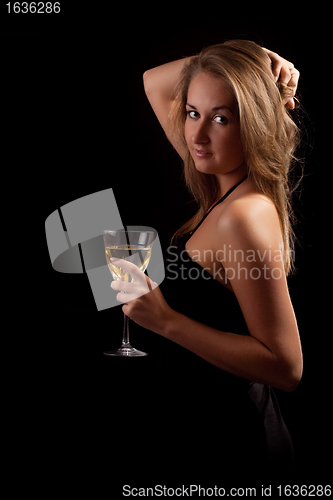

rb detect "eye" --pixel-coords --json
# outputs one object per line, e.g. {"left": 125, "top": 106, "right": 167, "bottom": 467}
{"left": 213, "top": 114, "right": 228, "bottom": 124}
{"left": 186, "top": 110, "right": 199, "bottom": 119}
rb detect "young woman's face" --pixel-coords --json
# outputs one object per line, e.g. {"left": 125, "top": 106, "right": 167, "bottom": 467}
{"left": 185, "top": 72, "right": 245, "bottom": 175}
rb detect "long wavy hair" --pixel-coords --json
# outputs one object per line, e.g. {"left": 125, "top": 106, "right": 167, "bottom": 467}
{"left": 170, "top": 40, "right": 301, "bottom": 276}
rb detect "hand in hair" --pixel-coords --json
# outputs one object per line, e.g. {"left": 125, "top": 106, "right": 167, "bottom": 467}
{"left": 262, "top": 48, "right": 300, "bottom": 109}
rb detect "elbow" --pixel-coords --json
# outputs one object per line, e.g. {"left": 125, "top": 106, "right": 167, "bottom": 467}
{"left": 281, "top": 372, "right": 302, "bottom": 393}
{"left": 143, "top": 69, "right": 153, "bottom": 95}
{"left": 143, "top": 69, "right": 148, "bottom": 84}
{"left": 279, "top": 358, "right": 303, "bottom": 393}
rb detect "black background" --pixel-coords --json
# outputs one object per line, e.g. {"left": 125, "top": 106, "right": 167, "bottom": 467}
{"left": 2, "top": 3, "right": 330, "bottom": 494}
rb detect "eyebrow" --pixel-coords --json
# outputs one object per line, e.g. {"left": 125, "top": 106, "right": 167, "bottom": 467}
{"left": 186, "top": 102, "right": 234, "bottom": 114}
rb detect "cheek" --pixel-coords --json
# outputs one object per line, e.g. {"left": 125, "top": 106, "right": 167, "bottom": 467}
{"left": 233, "top": 131, "right": 244, "bottom": 159}
{"left": 216, "top": 129, "right": 243, "bottom": 157}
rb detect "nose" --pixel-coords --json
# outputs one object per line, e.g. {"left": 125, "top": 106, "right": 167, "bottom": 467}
{"left": 192, "top": 122, "right": 210, "bottom": 145}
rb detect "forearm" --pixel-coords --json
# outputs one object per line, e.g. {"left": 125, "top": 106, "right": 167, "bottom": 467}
{"left": 143, "top": 57, "right": 192, "bottom": 102}
{"left": 143, "top": 57, "right": 193, "bottom": 156}
{"left": 115, "top": 261, "right": 300, "bottom": 392}
{"left": 160, "top": 309, "right": 298, "bottom": 392}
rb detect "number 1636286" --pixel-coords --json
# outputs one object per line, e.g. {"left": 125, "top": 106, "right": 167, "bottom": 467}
{"left": 6, "top": 2, "right": 61, "bottom": 14}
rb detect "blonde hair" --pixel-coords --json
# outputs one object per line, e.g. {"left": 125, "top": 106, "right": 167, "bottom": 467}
{"left": 170, "top": 40, "right": 301, "bottom": 276}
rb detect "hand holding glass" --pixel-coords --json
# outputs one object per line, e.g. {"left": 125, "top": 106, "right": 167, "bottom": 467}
{"left": 103, "top": 230, "right": 155, "bottom": 357}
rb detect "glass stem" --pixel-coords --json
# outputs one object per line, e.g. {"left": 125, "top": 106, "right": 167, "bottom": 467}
{"left": 122, "top": 313, "right": 131, "bottom": 347}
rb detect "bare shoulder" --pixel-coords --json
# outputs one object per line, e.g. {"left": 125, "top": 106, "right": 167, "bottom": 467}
{"left": 216, "top": 192, "right": 282, "bottom": 247}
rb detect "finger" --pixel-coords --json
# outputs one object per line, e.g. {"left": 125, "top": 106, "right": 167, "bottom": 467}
{"left": 145, "top": 274, "right": 153, "bottom": 292}
{"left": 263, "top": 49, "right": 281, "bottom": 82}
{"left": 111, "top": 280, "right": 141, "bottom": 292}
{"left": 278, "top": 64, "right": 294, "bottom": 85}
{"left": 122, "top": 304, "right": 130, "bottom": 317}
{"left": 116, "top": 292, "right": 137, "bottom": 303}
{"left": 117, "top": 288, "right": 151, "bottom": 302}
{"left": 271, "top": 61, "right": 282, "bottom": 82}
{"left": 287, "top": 67, "right": 300, "bottom": 96}
{"left": 286, "top": 98, "right": 295, "bottom": 110}
{"left": 110, "top": 257, "right": 145, "bottom": 281}
{"left": 113, "top": 282, "right": 151, "bottom": 301}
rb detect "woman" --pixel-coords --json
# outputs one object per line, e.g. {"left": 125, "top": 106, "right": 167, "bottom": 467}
{"left": 111, "top": 40, "right": 303, "bottom": 483}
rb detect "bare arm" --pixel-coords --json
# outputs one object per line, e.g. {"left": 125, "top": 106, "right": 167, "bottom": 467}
{"left": 143, "top": 48, "right": 300, "bottom": 153}
{"left": 112, "top": 200, "right": 303, "bottom": 393}
{"left": 161, "top": 202, "right": 303, "bottom": 392}
{"left": 114, "top": 262, "right": 302, "bottom": 392}
{"left": 143, "top": 57, "right": 192, "bottom": 158}
{"left": 161, "top": 310, "right": 300, "bottom": 392}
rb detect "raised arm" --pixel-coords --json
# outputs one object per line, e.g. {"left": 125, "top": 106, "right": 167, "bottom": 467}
{"left": 143, "top": 48, "right": 300, "bottom": 156}
{"left": 143, "top": 57, "right": 192, "bottom": 159}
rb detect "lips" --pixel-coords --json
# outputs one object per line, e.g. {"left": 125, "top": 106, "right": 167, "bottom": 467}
{"left": 194, "top": 149, "right": 213, "bottom": 158}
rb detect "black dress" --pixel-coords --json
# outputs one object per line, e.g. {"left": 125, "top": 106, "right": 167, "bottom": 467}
{"left": 155, "top": 178, "right": 294, "bottom": 485}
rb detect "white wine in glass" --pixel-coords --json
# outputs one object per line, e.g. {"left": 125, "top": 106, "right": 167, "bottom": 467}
{"left": 105, "top": 246, "right": 152, "bottom": 282}
{"left": 103, "top": 230, "right": 155, "bottom": 357}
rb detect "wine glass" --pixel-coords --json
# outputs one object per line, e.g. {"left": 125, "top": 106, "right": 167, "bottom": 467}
{"left": 103, "top": 229, "right": 155, "bottom": 357}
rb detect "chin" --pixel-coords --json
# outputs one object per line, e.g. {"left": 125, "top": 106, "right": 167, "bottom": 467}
{"left": 195, "top": 159, "right": 246, "bottom": 176}
{"left": 196, "top": 167, "right": 219, "bottom": 175}
{"left": 194, "top": 161, "right": 225, "bottom": 175}
{"left": 192, "top": 158, "right": 214, "bottom": 172}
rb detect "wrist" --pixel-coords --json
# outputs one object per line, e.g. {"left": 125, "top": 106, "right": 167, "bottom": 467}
{"left": 158, "top": 307, "right": 179, "bottom": 339}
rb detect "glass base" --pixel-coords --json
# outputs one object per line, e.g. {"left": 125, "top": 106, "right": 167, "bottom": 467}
{"left": 103, "top": 345, "right": 148, "bottom": 357}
